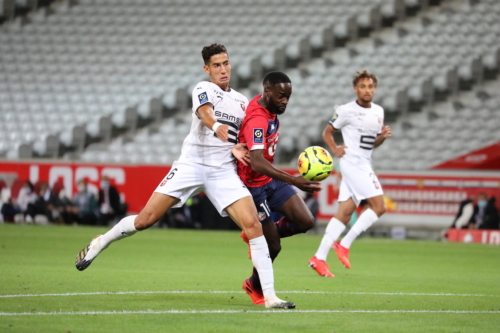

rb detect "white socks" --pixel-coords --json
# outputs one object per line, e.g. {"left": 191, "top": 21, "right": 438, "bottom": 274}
{"left": 249, "top": 235, "right": 275, "bottom": 297}
{"left": 100, "top": 215, "right": 138, "bottom": 248}
{"left": 315, "top": 218, "right": 345, "bottom": 261}
{"left": 340, "top": 208, "right": 378, "bottom": 249}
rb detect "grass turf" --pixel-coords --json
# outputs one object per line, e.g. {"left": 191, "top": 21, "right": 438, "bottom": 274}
{"left": 0, "top": 224, "right": 499, "bottom": 332}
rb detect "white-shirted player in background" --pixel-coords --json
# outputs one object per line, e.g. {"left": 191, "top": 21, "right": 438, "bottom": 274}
{"left": 75, "top": 44, "right": 295, "bottom": 309}
{"left": 309, "top": 70, "right": 391, "bottom": 277}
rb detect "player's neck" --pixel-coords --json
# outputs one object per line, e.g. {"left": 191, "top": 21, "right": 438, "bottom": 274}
{"left": 212, "top": 81, "right": 230, "bottom": 92}
{"left": 257, "top": 96, "right": 269, "bottom": 110}
{"left": 356, "top": 99, "right": 371, "bottom": 108}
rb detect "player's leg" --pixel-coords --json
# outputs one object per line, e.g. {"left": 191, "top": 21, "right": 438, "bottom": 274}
{"left": 75, "top": 162, "right": 201, "bottom": 271}
{"left": 244, "top": 221, "right": 280, "bottom": 305}
{"left": 205, "top": 167, "right": 294, "bottom": 309}
{"left": 309, "top": 198, "right": 356, "bottom": 276}
{"left": 225, "top": 198, "right": 294, "bottom": 309}
{"left": 75, "top": 193, "right": 180, "bottom": 271}
{"left": 274, "top": 192, "right": 315, "bottom": 238}
{"left": 339, "top": 194, "right": 385, "bottom": 250}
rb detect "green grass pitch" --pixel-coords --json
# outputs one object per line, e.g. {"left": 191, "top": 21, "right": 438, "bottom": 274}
{"left": 0, "top": 224, "right": 499, "bottom": 332}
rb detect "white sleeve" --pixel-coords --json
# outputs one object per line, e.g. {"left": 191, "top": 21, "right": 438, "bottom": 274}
{"left": 329, "top": 105, "right": 348, "bottom": 130}
{"left": 378, "top": 108, "right": 385, "bottom": 134}
{"left": 455, "top": 203, "right": 473, "bottom": 228}
{"left": 191, "top": 82, "right": 216, "bottom": 114}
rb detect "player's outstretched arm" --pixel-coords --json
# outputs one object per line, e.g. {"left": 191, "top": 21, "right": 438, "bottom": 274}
{"left": 197, "top": 104, "right": 229, "bottom": 142}
{"left": 250, "top": 150, "right": 321, "bottom": 193}
{"left": 374, "top": 125, "right": 391, "bottom": 148}
{"left": 322, "top": 124, "right": 347, "bottom": 158}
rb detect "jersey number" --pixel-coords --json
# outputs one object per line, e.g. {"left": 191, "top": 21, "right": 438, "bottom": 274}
{"left": 260, "top": 201, "right": 271, "bottom": 217}
{"left": 268, "top": 137, "right": 278, "bottom": 156}
{"left": 359, "top": 135, "right": 376, "bottom": 150}
{"left": 166, "top": 168, "right": 178, "bottom": 180}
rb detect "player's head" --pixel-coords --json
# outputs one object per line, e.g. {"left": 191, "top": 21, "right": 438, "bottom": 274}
{"left": 261, "top": 71, "right": 292, "bottom": 115}
{"left": 352, "top": 70, "right": 378, "bottom": 104}
{"left": 202, "top": 44, "right": 231, "bottom": 90}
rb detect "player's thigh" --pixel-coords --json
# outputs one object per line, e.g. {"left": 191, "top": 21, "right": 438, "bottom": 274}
{"left": 276, "top": 193, "right": 315, "bottom": 229}
{"left": 336, "top": 198, "right": 357, "bottom": 224}
{"left": 341, "top": 164, "right": 383, "bottom": 204}
{"left": 154, "top": 161, "right": 205, "bottom": 207}
{"left": 204, "top": 165, "right": 252, "bottom": 217}
{"left": 247, "top": 185, "right": 274, "bottom": 225}
{"left": 135, "top": 192, "right": 180, "bottom": 230}
{"left": 225, "top": 196, "right": 262, "bottom": 239}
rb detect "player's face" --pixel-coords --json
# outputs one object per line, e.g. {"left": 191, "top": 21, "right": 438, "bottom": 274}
{"left": 266, "top": 83, "right": 292, "bottom": 115}
{"left": 204, "top": 53, "right": 231, "bottom": 89}
{"left": 354, "top": 78, "right": 376, "bottom": 103}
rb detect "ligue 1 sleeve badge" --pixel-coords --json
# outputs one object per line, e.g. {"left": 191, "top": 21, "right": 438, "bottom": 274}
{"left": 253, "top": 129, "right": 264, "bottom": 143}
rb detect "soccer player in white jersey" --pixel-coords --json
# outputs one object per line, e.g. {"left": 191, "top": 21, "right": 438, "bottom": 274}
{"left": 74, "top": 44, "right": 294, "bottom": 309}
{"left": 309, "top": 70, "right": 391, "bottom": 277}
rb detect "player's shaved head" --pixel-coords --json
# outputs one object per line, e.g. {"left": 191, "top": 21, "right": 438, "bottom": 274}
{"left": 201, "top": 44, "right": 228, "bottom": 65}
{"left": 263, "top": 71, "right": 291, "bottom": 87}
{"left": 352, "top": 70, "right": 378, "bottom": 87}
{"left": 260, "top": 72, "right": 292, "bottom": 115}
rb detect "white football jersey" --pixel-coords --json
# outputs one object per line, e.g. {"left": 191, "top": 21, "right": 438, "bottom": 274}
{"left": 329, "top": 100, "right": 384, "bottom": 165}
{"left": 178, "top": 81, "right": 249, "bottom": 167}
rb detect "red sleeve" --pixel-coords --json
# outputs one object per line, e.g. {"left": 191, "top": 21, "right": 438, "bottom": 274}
{"left": 242, "top": 115, "right": 268, "bottom": 151}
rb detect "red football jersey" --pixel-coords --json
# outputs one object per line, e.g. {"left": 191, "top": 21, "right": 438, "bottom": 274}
{"left": 237, "top": 95, "right": 279, "bottom": 187}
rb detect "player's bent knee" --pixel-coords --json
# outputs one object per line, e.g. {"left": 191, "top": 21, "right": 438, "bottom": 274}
{"left": 372, "top": 204, "right": 386, "bottom": 217}
{"left": 301, "top": 216, "right": 315, "bottom": 232}
{"left": 242, "top": 220, "right": 263, "bottom": 239}
{"left": 134, "top": 210, "right": 160, "bottom": 230}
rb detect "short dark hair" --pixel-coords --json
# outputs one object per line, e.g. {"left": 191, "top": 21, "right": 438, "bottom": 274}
{"left": 201, "top": 44, "right": 228, "bottom": 65}
{"left": 263, "top": 71, "right": 291, "bottom": 86}
{"left": 352, "top": 70, "right": 378, "bottom": 87}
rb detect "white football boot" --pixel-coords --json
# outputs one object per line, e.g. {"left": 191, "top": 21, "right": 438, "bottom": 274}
{"left": 75, "top": 235, "right": 108, "bottom": 271}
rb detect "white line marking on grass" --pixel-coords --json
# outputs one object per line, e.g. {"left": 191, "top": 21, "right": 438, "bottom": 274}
{"left": 0, "top": 309, "right": 499, "bottom": 316}
{"left": 1, "top": 291, "right": 499, "bottom": 299}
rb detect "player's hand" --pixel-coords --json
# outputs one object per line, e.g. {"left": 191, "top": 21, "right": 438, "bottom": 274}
{"left": 215, "top": 124, "right": 229, "bottom": 142}
{"left": 292, "top": 175, "right": 322, "bottom": 193}
{"left": 381, "top": 125, "right": 391, "bottom": 139}
{"left": 232, "top": 143, "right": 250, "bottom": 166}
{"left": 333, "top": 145, "right": 347, "bottom": 158}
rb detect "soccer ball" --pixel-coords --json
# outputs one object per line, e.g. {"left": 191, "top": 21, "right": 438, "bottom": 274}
{"left": 297, "top": 146, "right": 334, "bottom": 181}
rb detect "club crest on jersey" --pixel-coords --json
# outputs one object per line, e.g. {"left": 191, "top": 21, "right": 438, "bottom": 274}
{"left": 198, "top": 92, "right": 209, "bottom": 104}
{"left": 253, "top": 128, "right": 264, "bottom": 143}
{"left": 267, "top": 119, "right": 278, "bottom": 134}
{"left": 378, "top": 117, "right": 382, "bottom": 124}
{"left": 160, "top": 179, "right": 167, "bottom": 186}
{"left": 240, "top": 103, "right": 246, "bottom": 112}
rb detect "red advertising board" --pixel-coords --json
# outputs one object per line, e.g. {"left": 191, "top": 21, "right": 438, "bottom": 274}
{"left": 1, "top": 161, "right": 500, "bottom": 218}
{"left": 433, "top": 142, "right": 500, "bottom": 170}
{"left": 0, "top": 161, "right": 171, "bottom": 213}
{"left": 377, "top": 172, "right": 500, "bottom": 216}
{"left": 446, "top": 228, "right": 500, "bottom": 245}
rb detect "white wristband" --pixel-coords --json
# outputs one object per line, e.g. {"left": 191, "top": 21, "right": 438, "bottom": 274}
{"left": 212, "top": 122, "right": 222, "bottom": 132}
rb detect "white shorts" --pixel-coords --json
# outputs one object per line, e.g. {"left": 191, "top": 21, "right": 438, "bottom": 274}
{"left": 338, "top": 159, "right": 383, "bottom": 207}
{"left": 154, "top": 161, "right": 250, "bottom": 217}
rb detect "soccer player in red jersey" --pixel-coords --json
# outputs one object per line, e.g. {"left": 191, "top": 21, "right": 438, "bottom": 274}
{"left": 237, "top": 72, "right": 322, "bottom": 305}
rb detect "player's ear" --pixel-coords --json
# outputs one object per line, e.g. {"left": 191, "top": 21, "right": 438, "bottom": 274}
{"left": 203, "top": 64, "right": 210, "bottom": 75}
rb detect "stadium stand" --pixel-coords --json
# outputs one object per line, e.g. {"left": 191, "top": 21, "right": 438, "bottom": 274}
{"left": 1, "top": 0, "right": 499, "bottom": 171}
{"left": 373, "top": 80, "right": 500, "bottom": 170}
{"left": 279, "top": 0, "right": 500, "bottom": 162}
{"left": 0, "top": 0, "right": 419, "bottom": 160}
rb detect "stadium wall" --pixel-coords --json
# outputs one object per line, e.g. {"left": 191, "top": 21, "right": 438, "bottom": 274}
{"left": 1, "top": 161, "right": 499, "bottom": 229}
